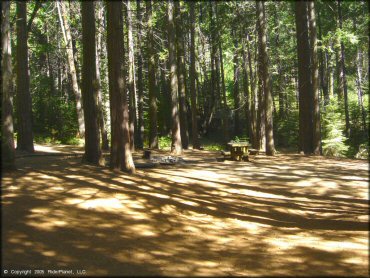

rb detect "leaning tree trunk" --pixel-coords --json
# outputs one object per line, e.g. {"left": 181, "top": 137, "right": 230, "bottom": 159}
{"left": 146, "top": 0, "right": 158, "bottom": 149}
{"left": 16, "top": 1, "right": 34, "bottom": 153}
{"left": 189, "top": 2, "right": 200, "bottom": 149}
{"left": 106, "top": 1, "right": 135, "bottom": 173}
{"left": 81, "top": 1, "right": 101, "bottom": 165}
{"left": 256, "top": 1, "right": 275, "bottom": 155}
{"left": 2, "top": 1, "right": 16, "bottom": 169}
{"left": 57, "top": 1, "right": 85, "bottom": 137}
{"left": 308, "top": 1, "right": 321, "bottom": 155}
{"left": 168, "top": 0, "right": 182, "bottom": 155}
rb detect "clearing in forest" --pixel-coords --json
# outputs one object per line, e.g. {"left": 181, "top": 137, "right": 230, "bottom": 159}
{"left": 2, "top": 144, "right": 369, "bottom": 276}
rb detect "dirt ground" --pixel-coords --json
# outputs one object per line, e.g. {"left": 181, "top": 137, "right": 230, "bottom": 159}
{"left": 2, "top": 144, "right": 369, "bottom": 276}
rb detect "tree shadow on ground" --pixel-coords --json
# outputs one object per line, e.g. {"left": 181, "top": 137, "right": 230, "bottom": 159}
{"left": 2, "top": 147, "right": 369, "bottom": 276}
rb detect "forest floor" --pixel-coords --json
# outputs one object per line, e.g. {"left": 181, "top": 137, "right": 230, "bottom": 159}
{"left": 2, "top": 144, "right": 369, "bottom": 276}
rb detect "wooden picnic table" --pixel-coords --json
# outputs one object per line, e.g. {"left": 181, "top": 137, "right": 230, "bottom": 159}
{"left": 227, "top": 142, "right": 249, "bottom": 161}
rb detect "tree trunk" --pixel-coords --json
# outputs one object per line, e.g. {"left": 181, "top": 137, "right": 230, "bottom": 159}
{"left": 214, "top": 2, "right": 222, "bottom": 125}
{"left": 106, "top": 1, "right": 135, "bottom": 173}
{"left": 354, "top": 41, "right": 367, "bottom": 134}
{"left": 257, "top": 1, "right": 275, "bottom": 155}
{"left": 57, "top": 0, "right": 85, "bottom": 137}
{"left": 219, "top": 41, "right": 230, "bottom": 144}
{"left": 295, "top": 1, "right": 313, "bottom": 154}
{"left": 168, "top": 0, "right": 182, "bottom": 155}
{"left": 246, "top": 32, "right": 257, "bottom": 149}
{"left": 242, "top": 38, "right": 251, "bottom": 140}
{"left": 233, "top": 31, "right": 241, "bottom": 137}
{"left": 16, "top": 1, "right": 34, "bottom": 153}
{"left": 317, "top": 9, "right": 329, "bottom": 105}
{"left": 146, "top": 0, "right": 158, "bottom": 149}
{"left": 256, "top": 72, "right": 265, "bottom": 151}
{"left": 189, "top": 2, "right": 200, "bottom": 149}
{"left": 2, "top": 0, "right": 16, "bottom": 169}
{"left": 136, "top": 0, "right": 144, "bottom": 149}
{"left": 126, "top": 0, "right": 137, "bottom": 152}
{"left": 273, "top": 7, "right": 286, "bottom": 119}
{"left": 328, "top": 40, "right": 335, "bottom": 98}
{"left": 337, "top": 0, "right": 350, "bottom": 137}
{"left": 81, "top": 1, "right": 101, "bottom": 165}
{"left": 96, "top": 2, "right": 109, "bottom": 151}
{"left": 308, "top": 1, "right": 321, "bottom": 155}
{"left": 175, "top": 1, "right": 189, "bottom": 149}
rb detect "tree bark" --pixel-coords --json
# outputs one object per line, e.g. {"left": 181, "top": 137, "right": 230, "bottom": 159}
{"left": 354, "top": 35, "right": 367, "bottom": 133}
{"left": 175, "top": 1, "right": 189, "bottom": 149}
{"left": 233, "top": 31, "right": 241, "bottom": 137}
{"left": 189, "top": 2, "right": 200, "bottom": 149}
{"left": 168, "top": 0, "right": 182, "bottom": 155}
{"left": 81, "top": 1, "right": 101, "bottom": 165}
{"left": 16, "top": 1, "right": 34, "bottom": 152}
{"left": 295, "top": 1, "right": 313, "bottom": 154}
{"left": 317, "top": 9, "right": 329, "bottom": 105}
{"left": 146, "top": 0, "right": 158, "bottom": 149}
{"left": 246, "top": 32, "right": 258, "bottom": 149}
{"left": 256, "top": 70, "right": 265, "bottom": 151}
{"left": 2, "top": 0, "right": 16, "bottom": 169}
{"left": 96, "top": 2, "right": 109, "bottom": 151}
{"left": 106, "top": 1, "right": 135, "bottom": 173}
{"left": 126, "top": 0, "right": 137, "bottom": 152}
{"left": 219, "top": 40, "right": 230, "bottom": 144}
{"left": 308, "top": 1, "right": 321, "bottom": 155}
{"left": 242, "top": 38, "right": 251, "bottom": 140}
{"left": 136, "top": 0, "right": 144, "bottom": 149}
{"left": 257, "top": 1, "right": 275, "bottom": 155}
{"left": 337, "top": 0, "right": 350, "bottom": 137}
{"left": 57, "top": 0, "right": 85, "bottom": 137}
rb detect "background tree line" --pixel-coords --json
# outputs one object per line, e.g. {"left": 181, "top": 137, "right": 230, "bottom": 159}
{"left": 2, "top": 0, "right": 369, "bottom": 171}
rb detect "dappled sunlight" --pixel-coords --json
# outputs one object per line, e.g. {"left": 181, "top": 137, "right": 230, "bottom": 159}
{"left": 2, "top": 150, "right": 368, "bottom": 276}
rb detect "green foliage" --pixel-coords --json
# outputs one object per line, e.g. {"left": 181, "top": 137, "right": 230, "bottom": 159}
{"left": 158, "top": 136, "right": 172, "bottom": 149}
{"left": 274, "top": 110, "right": 299, "bottom": 148}
{"left": 321, "top": 99, "right": 349, "bottom": 157}
{"left": 200, "top": 137, "right": 224, "bottom": 151}
{"left": 34, "top": 134, "right": 61, "bottom": 145}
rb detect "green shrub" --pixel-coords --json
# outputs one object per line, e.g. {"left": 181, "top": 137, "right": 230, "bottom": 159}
{"left": 321, "top": 99, "right": 349, "bottom": 157}
{"left": 158, "top": 136, "right": 172, "bottom": 149}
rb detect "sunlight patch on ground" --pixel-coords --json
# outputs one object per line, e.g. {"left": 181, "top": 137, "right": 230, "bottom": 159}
{"left": 227, "top": 188, "right": 289, "bottom": 200}
{"left": 3, "top": 150, "right": 369, "bottom": 276}
{"left": 78, "top": 198, "right": 124, "bottom": 210}
{"left": 231, "top": 219, "right": 267, "bottom": 233}
{"left": 172, "top": 197, "right": 199, "bottom": 206}
{"left": 27, "top": 218, "right": 68, "bottom": 231}
{"left": 68, "top": 187, "right": 100, "bottom": 196}
{"left": 34, "top": 145, "right": 62, "bottom": 153}
{"left": 150, "top": 193, "right": 170, "bottom": 199}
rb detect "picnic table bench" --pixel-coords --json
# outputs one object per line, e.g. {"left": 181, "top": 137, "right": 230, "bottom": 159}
{"left": 228, "top": 142, "right": 249, "bottom": 161}
{"left": 220, "top": 139, "right": 259, "bottom": 161}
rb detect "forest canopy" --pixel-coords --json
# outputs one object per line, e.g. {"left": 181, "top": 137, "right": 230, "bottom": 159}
{"left": 1, "top": 0, "right": 369, "bottom": 171}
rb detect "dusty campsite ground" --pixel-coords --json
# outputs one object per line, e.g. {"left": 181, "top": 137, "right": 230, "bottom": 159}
{"left": 2, "top": 144, "right": 369, "bottom": 276}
